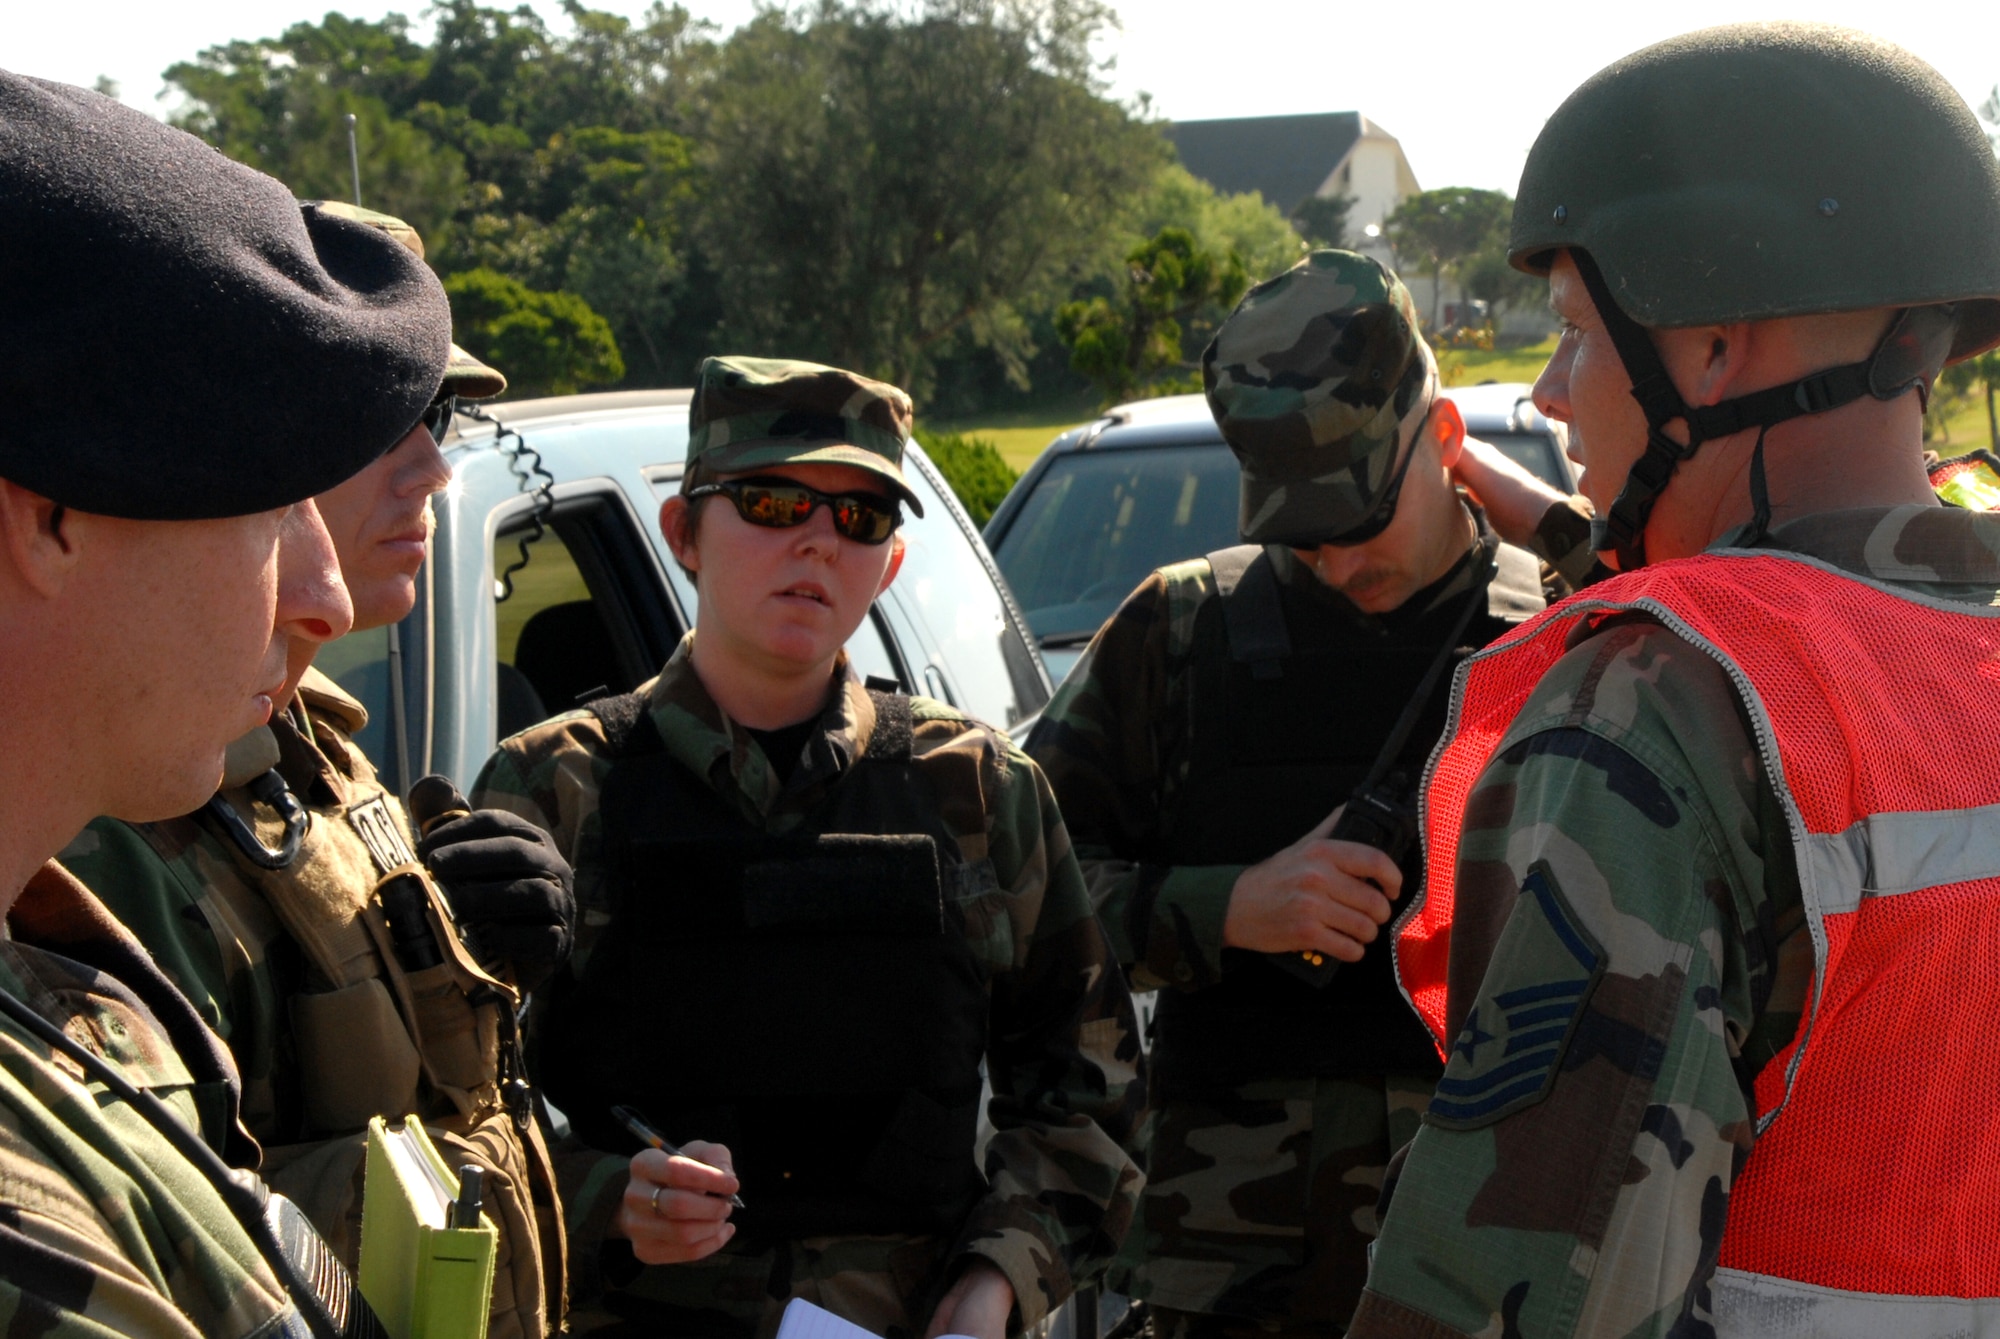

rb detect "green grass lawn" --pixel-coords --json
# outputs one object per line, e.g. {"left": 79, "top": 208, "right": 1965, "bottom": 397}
{"left": 1438, "top": 336, "right": 1558, "bottom": 388}
{"left": 927, "top": 393, "right": 1102, "bottom": 473}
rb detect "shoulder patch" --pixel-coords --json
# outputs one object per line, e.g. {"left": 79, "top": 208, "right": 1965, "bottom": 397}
{"left": 1426, "top": 862, "right": 1606, "bottom": 1130}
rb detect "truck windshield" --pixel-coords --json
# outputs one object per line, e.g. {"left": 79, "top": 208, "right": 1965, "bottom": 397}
{"left": 1477, "top": 430, "right": 1571, "bottom": 491}
{"left": 992, "top": 443, "right": 1238, "bottom": 649}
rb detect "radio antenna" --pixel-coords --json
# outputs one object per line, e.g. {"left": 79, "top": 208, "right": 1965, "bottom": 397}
{"left": 344, "top": 113, "right": 362, "bottom": 205}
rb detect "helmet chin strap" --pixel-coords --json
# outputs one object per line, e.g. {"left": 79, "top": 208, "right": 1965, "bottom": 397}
{"left": 1569, "top": 250, "right": 1956, "bottom": 568}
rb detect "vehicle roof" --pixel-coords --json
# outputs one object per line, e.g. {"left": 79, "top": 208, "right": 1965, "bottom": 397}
{"left": 1037, "top": 393, "right": 1223, "bottom": 456}
{"left": 1038, "top": 381, "right": 1561, "bottom": 458}
{"left": 443, "top": 388, "right": 693, "bottom": 442}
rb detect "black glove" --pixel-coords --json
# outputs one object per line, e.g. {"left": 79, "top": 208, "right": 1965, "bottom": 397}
{"left": 417, "top": 808, "right": 576, "bottom": 991}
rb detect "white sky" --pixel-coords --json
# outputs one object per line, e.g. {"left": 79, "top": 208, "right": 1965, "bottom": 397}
{"left": 9, "top": 0, "right": 1999, "bottom": 194}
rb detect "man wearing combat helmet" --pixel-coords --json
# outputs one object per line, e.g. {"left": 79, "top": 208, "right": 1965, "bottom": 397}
{"left": 1356, "top": 23, "right": 2000, "bottom": 1338}
{"left": 1027, "top": 250, "right": 1591, "bottom": 1338}
{"left": 64, "top": 204, "right": 577, "bottom": 1339}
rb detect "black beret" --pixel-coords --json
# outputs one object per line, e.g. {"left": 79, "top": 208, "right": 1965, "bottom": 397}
{"left": 0, "top": 72, "right": 452, "bottom": 520}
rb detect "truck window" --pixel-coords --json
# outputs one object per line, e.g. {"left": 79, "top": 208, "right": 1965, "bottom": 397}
{"left": 314, "top": 625, "right": 395, "bottom": 764}
{"left": 890, "top": 456, "right": 1048, "bottom": 729}
{"left": 492, "top": 494, "right": 684, "bottom": 742}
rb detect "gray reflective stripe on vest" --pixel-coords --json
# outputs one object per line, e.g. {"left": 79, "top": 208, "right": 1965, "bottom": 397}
{"left": 1808, "top": 801, "right": 2000, "bottom": 914}
{"left": 1713, "top": 1267, "right": 2000, "bottom": 1337}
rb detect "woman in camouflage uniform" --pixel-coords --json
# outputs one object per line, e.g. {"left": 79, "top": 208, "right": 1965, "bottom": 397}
{"left": 473, "top": 356, "right": 1147, "bottom": 1339}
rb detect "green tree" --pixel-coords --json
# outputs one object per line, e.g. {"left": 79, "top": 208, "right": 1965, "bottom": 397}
{"left": 166, "top": 16, "right": 466, "bottom": 238}
{"left": 446, "top": 268, "right": 625, "bottom": 396}
{"left": 1458, "top": 241, "right": 1539, "bottom": 318}
{"left": 166, "top": 4, "right": 705, "bottom": 388}
{"left": 1121, "top": 161, "right": 1303, "bottom": 286}
{"left": 913, "top": 429, "right": 1018, "bottom": 524}
{"left": 1056, "top": 226, "right": 1249, "bottom": 406}
{"left": 1384, "top": 186, "right": 1513, "bottom": 329}
{"left": 453, "top": 125, "right": 695, "bottom": 382}
{"left": 1291, "top": 192, "right": 1354, "bottom": 251}
{"left": 695, "top": 0, "right": 1165, "bottom": 393}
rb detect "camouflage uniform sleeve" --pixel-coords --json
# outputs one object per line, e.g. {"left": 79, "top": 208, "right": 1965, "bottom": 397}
{"left": 58, "top": 819, "right": 233, "bottom": 1041}
{"left": 469, "top": 719, "right": 584, "bottom": 845}
{"left": 1526, "top": 495, "right": 1608, "bottom": 592}
{"left": 0, "top": 1146, "right": 209, "bottom": 1339}
{"left": 469, "top": 715, "right": 633, "bottom": 1299}
{"left": 1027, "top": 570, "right": 1240, "bottom": 992}
{"left": 0, "top": 924, "right": 294, "bottom": 1338}
{"left": 954, "top": 729, "right": 1147, "bottom": 1328}
{"left": 1353, "top": 619, "right": 1807, "bottom": 1339}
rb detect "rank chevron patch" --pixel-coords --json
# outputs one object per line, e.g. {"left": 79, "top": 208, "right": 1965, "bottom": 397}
{"left": 1426, "top": 862, "right": 1606, "bottom": 1129}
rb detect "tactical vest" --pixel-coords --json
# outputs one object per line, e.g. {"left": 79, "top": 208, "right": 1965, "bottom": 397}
{"left": 199, "top": 678, "right": 564, "bottom": 1339}
{"left": 1147, "top": 542, "right": 1544, "bottom": 1100}
{"left": 1406, "top": 550, "right": 2000, "bottom": 1335}
{"left": 538, "top": 689, "right": 991, "bottom": 1245}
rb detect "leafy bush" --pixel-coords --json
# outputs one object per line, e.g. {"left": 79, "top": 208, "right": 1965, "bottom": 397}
{"left": 444, "top": 267, "right": 624, "bottom": 397}
{"left": 913, "top": 429, "right": 1018, "bottom": 527}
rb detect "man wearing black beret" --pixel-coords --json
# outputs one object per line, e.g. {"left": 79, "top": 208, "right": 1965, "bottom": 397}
{"left": 63, "top": 201, "right": 578, "bottom": 1339}
{"left": 0, "top": 71, "right": 452, "bottom": 1335}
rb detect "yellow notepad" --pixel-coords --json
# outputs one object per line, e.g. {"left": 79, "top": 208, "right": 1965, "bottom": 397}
{"left": 357, "top": 1115, "right": 497, "bottom": 1339}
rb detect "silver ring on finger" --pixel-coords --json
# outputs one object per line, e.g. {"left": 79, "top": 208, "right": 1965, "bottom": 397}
{"left": 650, "top": 1184, "right": 665, "bottom": 1217}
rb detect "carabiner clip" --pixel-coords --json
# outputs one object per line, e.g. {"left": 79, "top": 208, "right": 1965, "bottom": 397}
{"left": 205, "top": 769, "right": 309, "bottom": 870}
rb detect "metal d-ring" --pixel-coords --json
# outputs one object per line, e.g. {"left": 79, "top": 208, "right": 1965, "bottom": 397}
{"left": 204, "top": 769, "right": 309, "bottom": 869}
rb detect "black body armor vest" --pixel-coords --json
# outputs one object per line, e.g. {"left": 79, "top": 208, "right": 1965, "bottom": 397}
{"left": 537, "top": 690, "right": 991, "bottom": 1242}
{"left": 1147, "top": 543, "right": 1543, "bottom": 1100}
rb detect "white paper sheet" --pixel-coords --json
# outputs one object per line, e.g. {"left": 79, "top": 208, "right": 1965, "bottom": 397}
{"left": 775, "top": 1297, "right": 973, "bottom": 1339}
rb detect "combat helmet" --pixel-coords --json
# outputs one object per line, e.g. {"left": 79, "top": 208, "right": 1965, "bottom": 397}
{"left": 1508, "top": 23, "right": 2000, "bottom": 566}
{"left": 1202, "top": 250, "right": 1437, "bottom": 547}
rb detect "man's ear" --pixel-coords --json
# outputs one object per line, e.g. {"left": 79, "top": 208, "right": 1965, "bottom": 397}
{"left": 1669, "top": 321, "right": 1752, "bottom": 408}
{"left": 877, "top": 532, "right": 907, "bottom": 597}
{"left": 0, "top": 480, "right": 77, "bottom": 598}
{"left": 1431, "top": 396, "right": 1467, "bottom": 470}
{"left": 660, "top": 495, "right": 698, "bottom": 573}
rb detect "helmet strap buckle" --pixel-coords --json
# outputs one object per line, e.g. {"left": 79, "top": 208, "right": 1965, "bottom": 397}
{"left": 1570, "top": 248, "right": 1936, "bottom": 565}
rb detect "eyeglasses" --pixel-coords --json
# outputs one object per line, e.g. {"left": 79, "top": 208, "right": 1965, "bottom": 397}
{"left": 686, "top": 476, "right": 903, "bottom": 545}
{"left": 419, "top": 393, "right": 457, "bottom": 445}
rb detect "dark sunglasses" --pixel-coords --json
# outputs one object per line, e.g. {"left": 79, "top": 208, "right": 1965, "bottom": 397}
{"left": 687, "top": 476, "right": 903, "bottom": 545}
{"left": 418, "top": 393, "right": 458, "bottom": 445}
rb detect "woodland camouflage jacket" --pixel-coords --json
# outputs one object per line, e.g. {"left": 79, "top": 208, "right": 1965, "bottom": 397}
{"left": 471, "top": 637, "right": 1147, "bottom": 1335}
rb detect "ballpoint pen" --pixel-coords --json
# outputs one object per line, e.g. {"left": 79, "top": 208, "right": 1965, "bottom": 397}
{"left": 611, "top": 1105, "right": 747, "bottom": 1209}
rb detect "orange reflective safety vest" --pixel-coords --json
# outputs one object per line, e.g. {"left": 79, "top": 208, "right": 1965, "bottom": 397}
{"left": 1397, "top": 548, "right": 2000, "bottom": 1331}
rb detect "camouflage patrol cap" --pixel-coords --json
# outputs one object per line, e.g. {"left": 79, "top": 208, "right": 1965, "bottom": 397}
{"left": 1202, "top": 250, "right": 1435, "bottom": 546}
{"left": 312, "top": 201, "right": 508, "bottom": 400}
{"left": 684, "top": 356, "right": 924, "bottom": 515}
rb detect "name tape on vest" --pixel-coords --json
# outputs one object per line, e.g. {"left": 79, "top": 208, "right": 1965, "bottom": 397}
{"left": 347, "top": 795, "right": 417, "bottom": 875}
